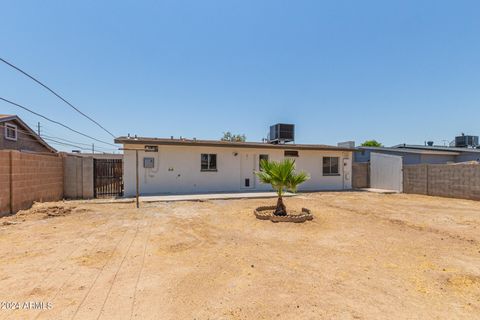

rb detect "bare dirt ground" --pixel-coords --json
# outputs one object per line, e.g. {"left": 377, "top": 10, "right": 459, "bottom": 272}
{"left": 1, "top": 192, "right": 480, "bottom": 320}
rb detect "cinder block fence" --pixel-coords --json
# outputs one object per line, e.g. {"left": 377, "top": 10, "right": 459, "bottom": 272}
{"left": 0, "top": 150, "right": 96, "bottom": 216}
{"left": 353, "top": 162, "right": 480, "bottom": 201}
{"left": 352, "top": 162, "right": 370, "bottom": 188}
{"left": 404, "top": 164, "right": 480, "bottom": 201}
{"left": 0, "top": 150, "right": 63, "bottom": 215}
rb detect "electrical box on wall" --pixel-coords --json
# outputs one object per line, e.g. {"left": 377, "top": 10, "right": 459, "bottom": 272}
{"left": 144, "top": 157, "right": 154, "bottom": 168}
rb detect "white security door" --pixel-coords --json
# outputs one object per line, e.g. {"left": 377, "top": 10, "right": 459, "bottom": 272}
{"left": 342, "top": 157, "right": 352, "bottom": 189}
{"left": 370, "top": 152, "right": 403, "bottom": 192}
{"left": 240, "top": 153, "right": 255, "bottom": 189}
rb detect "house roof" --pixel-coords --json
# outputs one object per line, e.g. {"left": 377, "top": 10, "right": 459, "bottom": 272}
{"left": 357, "top": 146, "right": 460, "bottom": 156}
{"left": 0, "top": 114, "right": 15, "bottom": 120}
{"left": 62, "top": 152, "right": 123, "bottom": 159}
{"left": 114, "top": 136, "right": 356, "bottom": 152}
{"left": 393, "top": 144, "right": 480, "bottom": 154}
{"left": 0, "top": 114, "right": 57, "bottom": 153}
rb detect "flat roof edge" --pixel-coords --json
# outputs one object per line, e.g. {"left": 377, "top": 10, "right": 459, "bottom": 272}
{"left": 114, "top": 137, "right": 355, "bottom": 152}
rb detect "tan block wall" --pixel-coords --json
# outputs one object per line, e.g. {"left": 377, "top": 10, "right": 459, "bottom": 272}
{"left": 0, "top": 151, "right": 10, "bottom": 214}
{"left": 0, "top": 150, "right": 64, "bottom": 215}
{"left": 403, "top": 164, "right": 428, "bottom": 195}
{"left": 404, "top": 164, "right": 480, "bottom": 200}
{"left": 427, "top": 164, "right": 480, "bottom": 200}
{"left": 352, "top": 162, "right": 370, "bottom": 188}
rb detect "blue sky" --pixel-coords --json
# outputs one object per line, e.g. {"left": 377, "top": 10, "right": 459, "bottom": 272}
{"left": 1, "top": 0, "right": 479, "bottom": 152}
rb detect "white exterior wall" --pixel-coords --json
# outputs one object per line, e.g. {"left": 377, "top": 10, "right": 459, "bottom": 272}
{"left": 123, "top": 144, "right": 352, "bottom": 196}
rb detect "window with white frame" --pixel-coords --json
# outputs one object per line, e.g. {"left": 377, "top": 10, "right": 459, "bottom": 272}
{"left": 201, "top": 154, "right": 217, "bottom": 171}
{"left": 4, "top": 123, "right": 17, "bottom": 141}
{"left": 323, "top": 157, "right": 339, "bottom": 176}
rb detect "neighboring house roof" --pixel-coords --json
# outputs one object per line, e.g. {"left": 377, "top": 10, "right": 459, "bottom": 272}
{"left": 114, "top": 136, "right": 356, "bottom": 152}
{"left": 357, "top": 146, "right": 460, "bottom": 156}
{"left": 63, "top": 152, "right": 123, "bottom": 159}
{"left": 0, "top": 114, "right": 56, "bottom": 153}
{"left": 393, "top": 144, "right": 480, "bottom": 154}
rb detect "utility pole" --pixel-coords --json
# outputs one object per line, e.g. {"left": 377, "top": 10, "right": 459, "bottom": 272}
{"left": 37, "top": 122, "right": 41, "bottom": 136}
{"left": 92, "top": 143, "right": 95, "bottom": 154}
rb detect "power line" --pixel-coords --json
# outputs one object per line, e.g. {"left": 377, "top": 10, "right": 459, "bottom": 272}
{"left": 42, "top": 135, "right": 117, "bottom": 152}
{"left": 39, "top": 130, "right": 113, "bottom": 150}
{"left": 25, "top": 120, "right": 119, "bottom": 151}
{"left": 0, "top": 57, "right": 116, "bottom": 138}
{"left": 42, "top": 137, "right": 95, "bottom": 151}
{"left": 41, "top": 134, "right": 94, "bottom": 147}
{"left": 0, "top": 97, "right": 118, "bottom": 147}
{"left": 25, "top": 123, "right": 99, "bottom": 148}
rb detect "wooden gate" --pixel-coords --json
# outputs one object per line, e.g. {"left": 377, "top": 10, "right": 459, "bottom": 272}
{"left": 94, "top": 159, "right": 123, "bottom": 198}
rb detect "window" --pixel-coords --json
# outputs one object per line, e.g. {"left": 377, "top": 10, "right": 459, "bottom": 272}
{"left": 4, "top": 123, "right": 17, "bottom": 141}
{"left": 284, "top": 150, "right": 299, "bottom": 157}
{"left": 323, "top": 157, "right": 339, "bottom": 176}
{"left": 259, "top": 154, "right": 269, "bottom": 170}
{"left": 201, "top": 154, "right": 217, "bottom": 171}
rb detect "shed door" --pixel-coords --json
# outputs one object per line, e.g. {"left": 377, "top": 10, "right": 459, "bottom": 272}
{"left": 370, "top": 152, "right": 403, "bottom": 192}
{"left": 240, "top": 153, "right": 255, "bottom": 189}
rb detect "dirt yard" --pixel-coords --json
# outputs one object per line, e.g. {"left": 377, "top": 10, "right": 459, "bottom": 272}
{"left": 0, "top": 192, "right": 479, "bottom": 320}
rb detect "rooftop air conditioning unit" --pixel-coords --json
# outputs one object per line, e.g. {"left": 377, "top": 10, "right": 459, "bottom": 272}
{"left": 268, "top": 123, "right": 294, "bottom": 144}
{"left": 455, "top": 134, "right": 479, "bottom": 148}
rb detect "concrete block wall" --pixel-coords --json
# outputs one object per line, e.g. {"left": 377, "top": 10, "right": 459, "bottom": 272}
{"left": 404, "top": 164, "right": 480, "bottom": 200}
{"left": 63, "top": 155, "right": 94, "bottom": 199}
{"left": 0, "top": 150, "right": 64, "bottom": 215}
{"left": 0, "top": 151, "right": 11, "bottom": 214}
{"left": 427, "top": 164, "right": 480, "bottom": 200}
{"left": 352, "top": 162, "right": 370, "bottom": 188}
{"left": 11, "top": 151, "right": 64, "bottom": 213}
{"left": 403, "top": 164, "right": 428, "bottom": 195}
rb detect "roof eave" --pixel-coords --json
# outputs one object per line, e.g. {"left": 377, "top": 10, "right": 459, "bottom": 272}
{"left": 114, "top": 137, "right": 355, "bottom": 152}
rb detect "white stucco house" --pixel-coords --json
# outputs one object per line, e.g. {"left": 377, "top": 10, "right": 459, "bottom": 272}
{"left": 114, "top": 136, "right": 355, "bottom": 197}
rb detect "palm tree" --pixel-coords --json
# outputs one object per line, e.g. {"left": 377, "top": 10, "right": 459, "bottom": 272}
{"left": 255, "top": 158, "right": 310, "bottom": 216}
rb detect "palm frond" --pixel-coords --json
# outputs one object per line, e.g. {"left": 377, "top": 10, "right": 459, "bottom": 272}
{"left": 287, "top": 171, "right": 310, "bottom": 193}
{"left": 255, "top": 158, "right": 310, "bottom": 194}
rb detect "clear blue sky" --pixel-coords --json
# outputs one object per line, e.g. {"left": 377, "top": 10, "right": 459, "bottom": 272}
{"left": 1, "top": 1, "right": 479, "bottom": 152}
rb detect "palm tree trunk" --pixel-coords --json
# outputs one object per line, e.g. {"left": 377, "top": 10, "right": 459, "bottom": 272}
{"left": 274, "top": 196, "right": 287, "bottom": 216}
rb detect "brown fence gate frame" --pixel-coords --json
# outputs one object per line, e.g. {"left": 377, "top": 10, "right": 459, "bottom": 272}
{"left": 94, "top": 159, "right": 123, "bottom": 198}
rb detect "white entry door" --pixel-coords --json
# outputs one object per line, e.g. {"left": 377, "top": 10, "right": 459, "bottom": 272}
{"left": 240, "top": 153, "right": 255, "bottom": 189}
{"left": 342, "top": 157, "right": 352, "bottom": 189}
